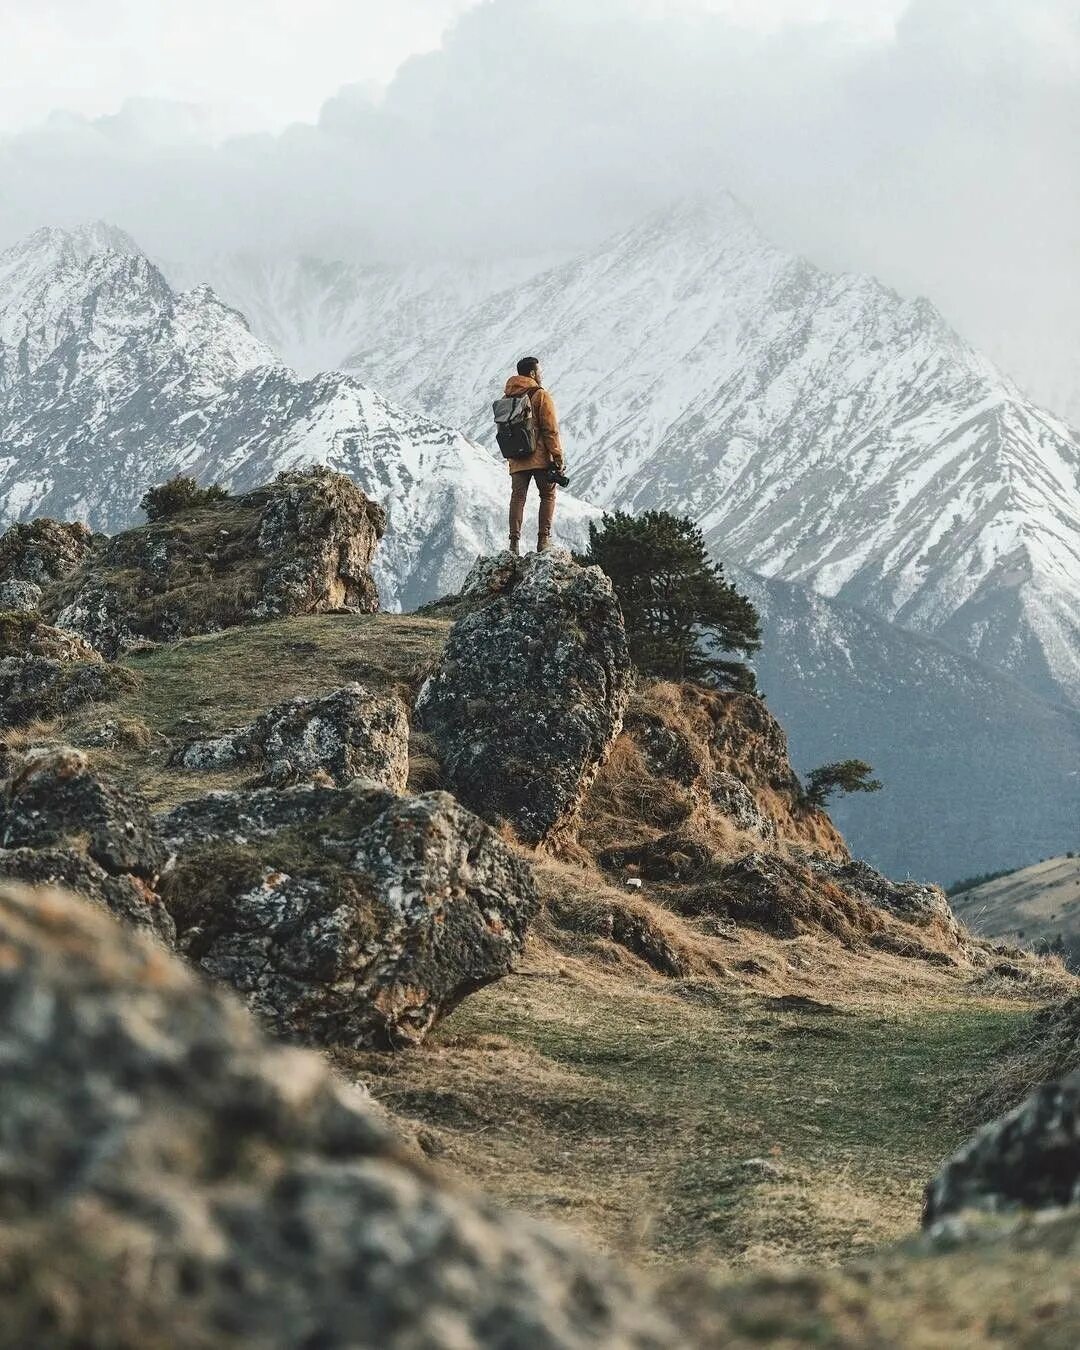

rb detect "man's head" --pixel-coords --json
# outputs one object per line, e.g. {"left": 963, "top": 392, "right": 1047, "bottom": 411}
{"left": 516, "top": 355, "right": 541, "bottom": 383}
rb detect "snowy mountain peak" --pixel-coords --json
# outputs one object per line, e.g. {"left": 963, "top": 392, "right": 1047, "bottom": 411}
{"left": 0, "top": 221, "right": 144, "bottom": 277}
{"left": 347, "top": 199, "right": 1080, "bottom": 709}
{"left": 0, "top": 222, "right": 595, "bottom": 609}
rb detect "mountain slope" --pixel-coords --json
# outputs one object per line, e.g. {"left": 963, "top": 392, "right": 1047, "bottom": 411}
{"left": 0, "top": 227, "right": 594, "bottom": 609}
{"left": 350, "top": 196, "right": 1080, "bottom": 709}
{"left": 735, "top": 567, "right": 1080, "bottom": 884}
{"left": 951, "top": 855, "right": 1080, "bottom": 967}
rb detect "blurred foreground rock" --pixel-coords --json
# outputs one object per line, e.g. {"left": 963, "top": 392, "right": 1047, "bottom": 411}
{"left": 0, "top": 883, "right": 678, "bottom": 1348}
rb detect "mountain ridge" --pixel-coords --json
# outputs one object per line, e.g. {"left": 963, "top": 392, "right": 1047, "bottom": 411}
{"left": 344, "top": 195, "right": 1080, "bottom": 710}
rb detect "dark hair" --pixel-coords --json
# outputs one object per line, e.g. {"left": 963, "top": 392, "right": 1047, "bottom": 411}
{"left": 516, "top": 356, "right": 540, "bottom": 377}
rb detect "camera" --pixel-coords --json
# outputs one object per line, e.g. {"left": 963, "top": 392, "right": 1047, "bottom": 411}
{"left": 542, "top": 465, "right": 570, "bottom": 488}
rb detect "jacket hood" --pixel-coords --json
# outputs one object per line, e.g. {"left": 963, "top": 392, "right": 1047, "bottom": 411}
{"left": 504, "top": 374, "right": 540, "bottom": 397}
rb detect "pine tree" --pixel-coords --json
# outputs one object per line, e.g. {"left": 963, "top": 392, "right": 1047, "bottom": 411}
{"left": 581, "top": 510, "right": 761, "bottom": 689}
{"left": 802, "top": 759, "right": 883, "bottom": 808}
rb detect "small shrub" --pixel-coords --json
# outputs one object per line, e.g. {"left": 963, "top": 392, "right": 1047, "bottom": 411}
{"left": 140, "top": 475, "right": 229, "bottom": 522}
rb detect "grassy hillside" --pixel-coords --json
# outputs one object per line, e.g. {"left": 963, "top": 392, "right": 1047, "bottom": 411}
{"left": 953, "top": 857, "right": 1080, "bottom": 965}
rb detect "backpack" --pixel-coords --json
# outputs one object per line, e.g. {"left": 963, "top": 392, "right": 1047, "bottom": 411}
{"left": 492, "top": 390, "right": 538, "bottom": 460}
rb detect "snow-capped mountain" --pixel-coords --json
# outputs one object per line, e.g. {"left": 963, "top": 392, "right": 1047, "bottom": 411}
{"left": 735, "top": 566, "right": 1080, "bottom": 884}
{"left": 0, "top": 225, "right": 594, "bottom": 609}
{"left": 170, "top": 250, "right": 555, "bottom": 379}
{"left": 349, "top": 196, "right": 1080, "bottom": 709}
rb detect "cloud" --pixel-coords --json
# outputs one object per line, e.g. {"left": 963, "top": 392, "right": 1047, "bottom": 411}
{"left": 0, "top": 0, "right": 1076, "bottom": 402}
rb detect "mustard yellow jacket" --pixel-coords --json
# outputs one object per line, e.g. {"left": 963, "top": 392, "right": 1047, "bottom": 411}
{"left": 503, "top": 374, "right": 564, "bottom": 473}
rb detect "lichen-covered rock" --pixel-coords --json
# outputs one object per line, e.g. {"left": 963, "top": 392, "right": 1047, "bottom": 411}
{"left": 0, "top": 883, "right": 678, "bottom": 1348}
{"left": 0, "top": 610, "right": 101, "bottom": 662}
{"left": 45, "top": 468, "right": 387, "bottom": 658}
{"left": 0, "top": 579, "right": 42, "bottom": 612}
{"left": 0, "top": 747, "right": 172, "bottom": 939}
{"left": 160, "top": 782, "right": 539, "bottom": 1049}
{"left": 708, "top": 771, "right": 777, "bottom": 840}
{"left": 924, "top": 1072, "right": 1080, "bottom": 1225}
{"left": 415, "top": 550, "right": 632, "bottom": 845}
{"left": 0, "top": 517, "right": 96, "bottom": 587}
{"left": 251, "top": 467, "right": 386, "bottom": 618}
{"left": 0, "top": 656, "right": 137, "bottom": 729}
{"left": 173, "top": 683, "right": 410, "bottom": 791}
{"left": 0, "top": 846, "right": 173, "bottom": 941}
{"left": 809, "top": 858, "right": 959, "bottom": 936}
{"left": 0, "top": 745, "right": 166, "bottom": 878}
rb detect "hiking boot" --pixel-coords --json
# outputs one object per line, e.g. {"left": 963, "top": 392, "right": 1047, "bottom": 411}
{"left": 537, "top": 536, "right": 554, "bottom": 553}
{"left": 508, "top": 537, "right": 521, "bottom": 557}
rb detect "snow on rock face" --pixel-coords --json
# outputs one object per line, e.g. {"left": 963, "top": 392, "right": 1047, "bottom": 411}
{"left": 0, "top": 227, "right": 595, "bottom": 613}
{"left": 352, "top": 195, "right": 1080, "bottom": 708}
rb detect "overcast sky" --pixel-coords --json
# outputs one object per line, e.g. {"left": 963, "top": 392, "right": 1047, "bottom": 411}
{"left": 1, "top": 0, "right": 1077, "bottom": 405}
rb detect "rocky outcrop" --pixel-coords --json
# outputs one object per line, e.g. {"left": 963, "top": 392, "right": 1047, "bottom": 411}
{"left": 0, "top": 746, "right": 172, "bottom": 940}
{"left": 160, "top": 782, "right": 539, "bottom": 1049}
{"left": 708, "top": 771, "right": 776, "bottom": 840}
{"left": 172, "top": 683, "right": 410, "bottom": 791}
{"left": 0, "top": 517, "right": 96, "bottom": 588}
{"left": 0, "top": 653, "right": 136, "bottom": 730}
{"left": 0, "top": 611, "right": 100, "bottom": 662}
{"left": 809, "top": 858, "right": 960, "bottom": 937}
{"left": 415, "top": 550, "right": 632, "bottom": 845}
{"left": 0, "top": 882, "right": 677, "bottom": 1348}
{"left": 42, "top": 468, "right": 387, "bottom": 658}
{"left": 924, "top": 1072, "right": 1080, "bottom": 1224}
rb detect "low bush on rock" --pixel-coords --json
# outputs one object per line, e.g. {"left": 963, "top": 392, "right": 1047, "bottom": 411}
{"left": 139, "top": 472, "right": 229, "bottom": 521}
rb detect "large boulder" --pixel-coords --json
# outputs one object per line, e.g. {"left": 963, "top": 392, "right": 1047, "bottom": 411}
{"left": 160, "top": 782, "right": 539, "bottom": 1049}
{"left": 172, "top": 683, "right": 410, "bottom": 791}
{"left": 0, "top": 883, "right": 678, "bottom": 1347}
{"left": 44, "top": 468, "right": 387, "bottom": 658}
{"left": 415, "top": 550, "right": 632, "bottom": 845}
{"left": 924, "top": 1072, "right": 1080, "bottom": 1224}
{"left": 0, "top": 746, "right": 173, "bottom": 941}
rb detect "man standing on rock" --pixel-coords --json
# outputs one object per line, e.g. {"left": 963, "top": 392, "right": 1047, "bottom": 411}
{"left": 502, "top": 356, "right": 566, "bottom": 555}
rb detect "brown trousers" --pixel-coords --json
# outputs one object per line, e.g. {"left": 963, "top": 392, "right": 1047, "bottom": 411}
{"left": 509, "top": 470, "right": 557, "bottom": 544}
